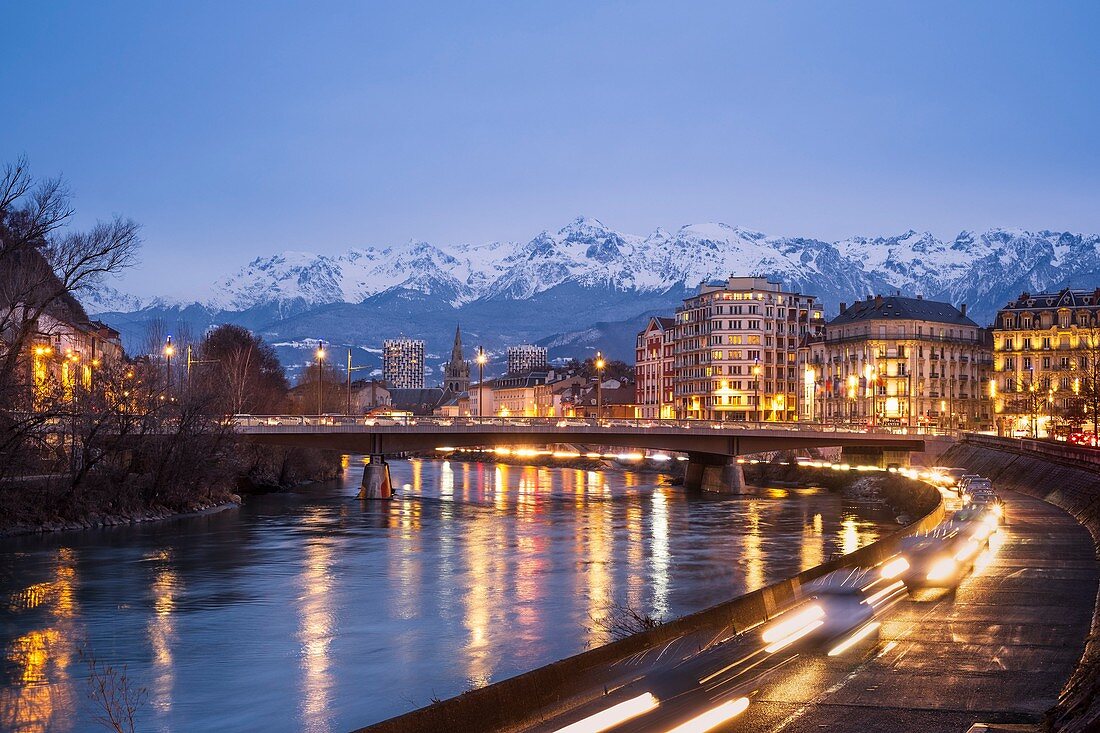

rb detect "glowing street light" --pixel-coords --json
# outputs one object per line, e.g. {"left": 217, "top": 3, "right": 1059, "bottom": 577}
{"left": 315, "top": 341, "right": 326, "bottom": 415}
{"left": 752, "top": 360, "right": 762, "bottom": 422}
{"left": 476, "top": 347, "right": 487, "bottom": 419}
{"left": 595, "top": 351, "right": 606, "bottom": 419}
{"left": 164, "top": 336, "right": 174, "bottom": 396}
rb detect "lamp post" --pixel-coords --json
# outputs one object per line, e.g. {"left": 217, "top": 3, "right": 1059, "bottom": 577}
{"left": 809, "top": 365, "right": 818, "bottom": 422}
{"left": 186, "top": 344, "right": 218, "bottom": 393}
{"left": 315, "top": 342, "right": 326, "bottom": 416}
{"left": 1028, "top": 366, "right": 1037, "bottom": 438}
{"left": 476, "top": 347, "right": 487, "bottom": 419}
{"left": 164, "top": 336, "right": 175, "bottom": 399}
{"left": 345, "top": 349, "right": 372, "bottom": 415}
{"left": 846, "top": 374, "right": 857, "bottom": 427}
{"left": 989, "top": 377, "right": 998, "bottom": 435}
{"left": 595, "top": 351, "right": 606, "bottom": 420}
{"left": 752, "top": 360, "right": 762, "bottom": 423}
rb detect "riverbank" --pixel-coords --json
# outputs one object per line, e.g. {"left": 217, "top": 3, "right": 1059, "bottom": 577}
{"left": 0, "top": 478, "right": 241, "bottom": 537}
{"left": 0, "top": 439, "right": 341, "bottom": 536}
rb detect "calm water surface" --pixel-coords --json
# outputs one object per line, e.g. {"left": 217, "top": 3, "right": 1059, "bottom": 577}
{"left": 0, "top": 459, "right": 889, "bottom": 733}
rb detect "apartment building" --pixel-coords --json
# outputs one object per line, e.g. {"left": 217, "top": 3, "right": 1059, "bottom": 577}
{"left": 634, "top": 316, "right": 675, "bottom": 419}
{"left": 672, "top": 277, "right": 824, "bottom": 421}
{"left": 382, "top": 338, "right": 425, "bottom": 389}
{"left": 806, "top": 295, "right": 992, "bottom": 429}
{"left": 506, "top": 344, "right": 548, "bottom": 374}
{"left": 992, "top": 288, "right": 1100, "bottom": 436}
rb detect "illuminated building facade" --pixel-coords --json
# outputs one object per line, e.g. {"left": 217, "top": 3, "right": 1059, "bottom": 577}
{"left": 992, "top": 288, "right": 1100, "bottom": 437}
{"left": 670, "top": 277, "right": 824, "bottom": 421}
{"left": 807, "top": 295, "right": 992, "bottom": 429}
{"left": 634, "top": 316, "right": 675, "bottom": 419}
{"left": 382, "top": 338, "right": 425, "bottom": 389}
{"left": 28, "top": 312, "right": 124, "bottom": 404}
{"left": 506, "top": 345, "right": 547, "bottom": 375}
{"left": 487, "top": 370, "right": 548, "bottom": 416}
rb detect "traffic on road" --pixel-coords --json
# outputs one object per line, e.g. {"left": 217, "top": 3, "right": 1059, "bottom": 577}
{"left": 536, "top": 469, "right": 1008, "bottom": 733}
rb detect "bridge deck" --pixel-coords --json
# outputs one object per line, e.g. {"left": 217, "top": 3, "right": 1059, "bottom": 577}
{"left": 234, "top": 416, "right": 929, "bottom": 456}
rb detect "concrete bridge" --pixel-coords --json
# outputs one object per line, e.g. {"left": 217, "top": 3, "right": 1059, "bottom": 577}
{"left": 233, "top": 415, "right": 928, "bottom": 499}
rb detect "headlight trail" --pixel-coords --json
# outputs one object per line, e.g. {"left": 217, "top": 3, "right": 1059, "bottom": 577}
{"left": 926, "top": 556, "right": 957, "bottom": 582}
{"left": 880, "top": 556, "right": 909, "bottom": 579}
{"left": 553, "top": 692, "right": 659, "bottom": 733}
{"left": 827, "top": 621, "right": 881, "bottom": 656}
{"left": 662, "top": 697, "right": 750, "bottom": 733}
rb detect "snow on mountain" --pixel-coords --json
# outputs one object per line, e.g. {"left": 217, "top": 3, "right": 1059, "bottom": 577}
{"left": 90, "top": 216, "right": 1100, "bottom": 334}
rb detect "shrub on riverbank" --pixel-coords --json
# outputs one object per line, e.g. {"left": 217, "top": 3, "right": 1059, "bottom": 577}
{"left": 744, "top": 460, "right": 938, "bottom": 519}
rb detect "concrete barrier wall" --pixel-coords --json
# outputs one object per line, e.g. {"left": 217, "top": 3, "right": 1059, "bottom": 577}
{"left": 943, "top": 436, "right": 1100, "bottom": 733}
{"left": 355, "top": 479, "right": 943, "bottom": 733}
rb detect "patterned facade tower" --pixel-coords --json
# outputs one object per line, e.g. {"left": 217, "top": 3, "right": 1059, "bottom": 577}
{"left": 443, "top": 325, "right": 470, "bottom": 393}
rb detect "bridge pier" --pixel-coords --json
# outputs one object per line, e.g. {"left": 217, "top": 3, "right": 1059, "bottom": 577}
{"left": 683, "top": 454, "right": 750, "bottom": 495}
{"left": 358, "top": 455, "right": 393, "bottom": 500}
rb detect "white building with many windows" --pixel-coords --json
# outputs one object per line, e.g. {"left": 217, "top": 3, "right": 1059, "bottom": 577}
{"left": 506, "top": 344, "right": 548, "bottom": 375}
{"left": 382, "top": 338, "right": 425, "bottom": 389}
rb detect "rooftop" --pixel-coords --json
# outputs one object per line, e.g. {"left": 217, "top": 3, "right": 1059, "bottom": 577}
{"left": 829, "top": 295, "right": 977, "bottom": 328}
{"left": 1001, "top": 288, "right": 1100, "bottom": 311}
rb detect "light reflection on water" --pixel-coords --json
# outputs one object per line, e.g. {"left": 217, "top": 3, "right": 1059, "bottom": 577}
{"left": 0, "top": 458, "right": 887, "bottom": 733}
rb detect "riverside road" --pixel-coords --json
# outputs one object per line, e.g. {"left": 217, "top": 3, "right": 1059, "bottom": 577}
{"left": 529, "top": 487, "right": 1098, "bottom": 733}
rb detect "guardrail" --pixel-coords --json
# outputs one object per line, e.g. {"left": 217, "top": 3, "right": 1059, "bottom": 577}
{"left": 232, "top": 414, "right": 957, "bottom": 436}
{"left": 962, "top": 432, "right": 1100, "bottom": 470}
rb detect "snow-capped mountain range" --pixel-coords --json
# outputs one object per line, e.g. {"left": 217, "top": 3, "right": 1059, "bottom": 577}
{"left": 88, "top": 217, "right": 1100, "bottom": 371}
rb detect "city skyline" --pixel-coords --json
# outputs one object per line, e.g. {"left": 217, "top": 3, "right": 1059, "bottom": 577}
{"left": 4, "top": 2, "right": 1100, "bottom": 298}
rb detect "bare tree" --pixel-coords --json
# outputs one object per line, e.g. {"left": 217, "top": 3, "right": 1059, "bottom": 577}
{"left": 1072, "top": 327, "right": 1100, "bottom": 441}
{"left": 0, "top": 158, "right": 140, "bottom": 409}
{"left": 80, "top": 646, "right": 148, "bottom": 733}
{"left": 590, "top": 602, "right": 661, "bottom": 641}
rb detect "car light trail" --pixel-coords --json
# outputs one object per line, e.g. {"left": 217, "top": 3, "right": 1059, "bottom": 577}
{"left": 880, "top": 556, "right": 909, "bottom": 579}
{"left": 663, "top": 697, "right": 750, "bottom": 733}
{"left": 926, "top": 556, "right": 957, "bottom": 582}
{"left": 954, "top": 539, "right": 981, "bottom": 563}
{"left": 553, "top": 692, "right": 659, "bottom": 733}
{"left": 764, "top": 618, "right": 825, "bottom": 653}
{"left": 762, "top": 605, "right": 824, "bottom": 644}
{"left": 827, "top": 621, "right": 881, "bottom": 656}
{"left": 761, "top": 605, "right": 828, "bottom": 652}
{"left": 863, "top": 580, "right": 905, "bottom": 607}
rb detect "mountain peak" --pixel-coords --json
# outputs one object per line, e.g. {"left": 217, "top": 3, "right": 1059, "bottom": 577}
{"left": 559, "top": 215, "right": 609, "bottom": 235}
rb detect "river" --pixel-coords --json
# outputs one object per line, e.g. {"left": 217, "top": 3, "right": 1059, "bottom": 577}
{"left": 0, "top": 458, "right": 890, "bottom": 733}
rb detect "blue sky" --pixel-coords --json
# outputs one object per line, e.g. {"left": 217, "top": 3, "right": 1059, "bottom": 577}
{"left": 3, "top": 1, "right": 1099, "bottom": 297}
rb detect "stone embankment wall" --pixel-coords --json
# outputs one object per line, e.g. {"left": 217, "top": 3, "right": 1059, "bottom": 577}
{"left": 356, "top": 477, "right": 943, "bottom": 733}
{"left": 943, "top": 436, "right": 1100, "bottom": 733}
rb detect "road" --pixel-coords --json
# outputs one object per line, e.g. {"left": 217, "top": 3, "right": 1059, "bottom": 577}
{"left": 530, "top": 488, "right": 1098, "bottom": 733}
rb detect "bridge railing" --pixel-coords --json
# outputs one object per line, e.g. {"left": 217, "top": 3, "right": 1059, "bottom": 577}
{"left": 231, "top": 414, "right": 956, "bottom": 436}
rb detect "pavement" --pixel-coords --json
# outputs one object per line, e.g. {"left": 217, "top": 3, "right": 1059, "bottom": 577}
{"left": 528, "top": 488, "right": 1097, "bottom": 733}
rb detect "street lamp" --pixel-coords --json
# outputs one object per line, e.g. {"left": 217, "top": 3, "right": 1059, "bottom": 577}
{"left": 315, "top": 342, "right": 326, "bottom": 416}
{"left": 752, "top": 360, "right": 762, "bottom": 423}
{"left": 846, "top": 374, "right": 857, "bottom": 426}
{"left": 164, "top": 336, "right": 175, "bottom": 398}
{"left": 476, "top": 347, "right": 487, "bottom": 419}
{"left": 345, "top": 349, "right": 372, "bottom": 415}
{"left": 598, "top": 352, "right": 607, "bottom": 420}
{"left": 186, "top": 345, "right": 218, "bottom": 392}
{"left": 803, "top": 366, "right": 816, "bottom": 423}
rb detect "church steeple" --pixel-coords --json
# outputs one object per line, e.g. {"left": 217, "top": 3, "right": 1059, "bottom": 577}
{"left": 443, "top": 324, "right": 470, "bottom": 393}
